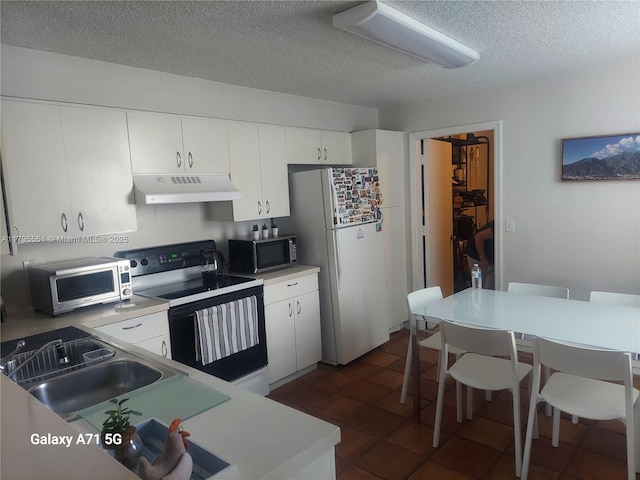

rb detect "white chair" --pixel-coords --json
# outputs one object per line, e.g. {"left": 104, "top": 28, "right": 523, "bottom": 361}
{"left": 508, "top": 281, "right": 570, "bottom": 417}
{"left": 522, "top": 337, "right": 639, "bottom": 480}
{"left": 590, "top": 291, "right": 640, "bottom": 373}
{"left": 590, "top": 291, "right": 640, "bottom": 307}
{"left": 400, "top": 287, "right": 465, "bottom": 405}
{"left": 433, "top": 320, "right": 533, "bottom": 477}
{"left": 507, "top": 281, "right": 570, "bottom": 299}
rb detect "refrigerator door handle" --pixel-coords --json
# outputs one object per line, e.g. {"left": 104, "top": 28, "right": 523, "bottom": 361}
{"left": 334, "top": 230, "right": 342, "bottom": 291}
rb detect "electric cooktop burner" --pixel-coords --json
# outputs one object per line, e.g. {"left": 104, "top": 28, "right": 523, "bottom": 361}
{"left": 137, "top": 274, "right": 256, "bottom": 300}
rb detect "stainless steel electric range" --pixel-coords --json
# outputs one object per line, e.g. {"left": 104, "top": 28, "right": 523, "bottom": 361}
{"left": 115, "top": 240, "right": 269, "bottom": 395}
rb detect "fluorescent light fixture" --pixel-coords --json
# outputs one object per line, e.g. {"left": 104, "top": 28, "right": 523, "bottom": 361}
{"left": 332, "top": 1, "right": 479, "bottom": 69}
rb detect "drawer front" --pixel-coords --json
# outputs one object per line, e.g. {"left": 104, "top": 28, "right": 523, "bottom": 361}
{"left": 264, "top": 274, "right": 318, "bottom": 305}
{"left": 95, "top": 311, "right": 169, "bottom": 344}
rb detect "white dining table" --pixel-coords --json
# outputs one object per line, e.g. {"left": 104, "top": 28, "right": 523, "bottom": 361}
{"left": 409, "top": 288, "right": 640, "bottom": 470}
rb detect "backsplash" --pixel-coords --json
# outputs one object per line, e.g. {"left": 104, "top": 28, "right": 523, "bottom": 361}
{"left": 0, "top": 203, "right": 264, "bottom": 313}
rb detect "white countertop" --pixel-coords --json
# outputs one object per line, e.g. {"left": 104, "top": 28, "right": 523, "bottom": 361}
{"left": 239, "top": 265, "right": 320, "bottom": 286}
{"left": 1, "top": 295, "right": 169, "bottom": 342}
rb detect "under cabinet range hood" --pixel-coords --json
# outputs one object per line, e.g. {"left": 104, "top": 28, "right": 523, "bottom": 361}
{"left": 132, "top": 174, "right": 241, "bottom": 205}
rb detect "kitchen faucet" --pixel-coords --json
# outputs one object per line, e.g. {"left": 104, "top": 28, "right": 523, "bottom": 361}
{"left": 0, "top": 339, "right": 65, "bottom": 378}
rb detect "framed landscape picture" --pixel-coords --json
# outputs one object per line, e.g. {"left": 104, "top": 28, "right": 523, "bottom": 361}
{"left": 561, "top": 133, "right": 640, "bottom": 181}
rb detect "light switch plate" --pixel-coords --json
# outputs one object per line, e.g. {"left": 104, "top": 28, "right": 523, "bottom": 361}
{"left": 505, "top": 218, "right": 516, "bottom": 233}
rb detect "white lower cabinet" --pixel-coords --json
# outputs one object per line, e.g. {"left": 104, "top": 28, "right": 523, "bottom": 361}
{"left": 264, "top": 274, "right": 321, "bottom": 385}
{"left": 94, "top": 311, "right": 171, "bottom": 359}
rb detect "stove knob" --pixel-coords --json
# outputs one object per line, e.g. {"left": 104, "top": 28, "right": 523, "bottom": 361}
{"left": 141, "top": 258, "right": 149, "bottom": 266}
{"left": 130, "top": 259, "right": 138, "bottom": 268}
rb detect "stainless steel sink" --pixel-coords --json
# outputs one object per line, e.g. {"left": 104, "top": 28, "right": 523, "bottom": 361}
{"left": 4, "top": 335, "right": 183, "bottom": 421}
{"left": 29, "top": 360, "right": 164, "bottom": 419}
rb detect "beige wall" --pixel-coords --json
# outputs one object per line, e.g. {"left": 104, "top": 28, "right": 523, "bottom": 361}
{"left": 380, "top": 59, "right": 640, "bottom": 300}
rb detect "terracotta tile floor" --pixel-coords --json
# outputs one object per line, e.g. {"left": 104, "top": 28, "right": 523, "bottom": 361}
{"left": 268, "top": 329, "right": 640, "bottom": 480}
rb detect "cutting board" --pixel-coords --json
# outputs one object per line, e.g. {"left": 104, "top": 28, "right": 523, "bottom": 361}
{"left": 78, "top": 375, "right": 230, "bottom": 431}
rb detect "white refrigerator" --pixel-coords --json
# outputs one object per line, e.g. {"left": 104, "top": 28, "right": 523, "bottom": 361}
{"left": 280, "top": 167, "right": 390, "bottom": 365}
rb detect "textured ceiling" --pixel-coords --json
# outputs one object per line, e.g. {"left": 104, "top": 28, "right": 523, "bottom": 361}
{"left": 1, "top": 1, "right": 639, "bottom": 109}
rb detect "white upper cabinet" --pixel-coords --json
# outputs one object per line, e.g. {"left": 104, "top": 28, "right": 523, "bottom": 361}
{"left": 285, "top": 127, "right": 352, "bottom": 165}
{"left": 61, "top": 106, "right": 137, "bottom": 236}
{"left": 258, "top": 125, "right": 290, "bottom": 219}
{"left": 127, "top": 111, "right": 230, "bottom": 175}
{"left": 1, "top": 100, "right": 137, "bottom": 240}
{"left": 2, "top": 100, "right": 71, "bottom": 239}
{"left": 226, "top": 122, "right": 263, "bottom": 220}
{"left": 179, "top": 116, "right": 230, "bottom": 175}
{"left": 217, "top": 122, "right": 289, "bottom": 222}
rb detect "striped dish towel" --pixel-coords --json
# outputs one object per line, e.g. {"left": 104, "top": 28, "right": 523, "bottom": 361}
{"left": 194, "top": 295, "right": 259, "bottom": 365}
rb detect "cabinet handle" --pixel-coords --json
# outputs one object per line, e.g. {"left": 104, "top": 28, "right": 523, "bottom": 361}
{"left": 122, "top": 323, "right": 142, "bottom": 330}
{"left": 297, "top": 301, "right": 301, "bottom": 315}
{"left": 317, "top": 147, "right": 321, "bottom": 162}
{"left": 289, "top": 303, "right": 293, "bottom": 317}
{"left": 61, "top": 213, "right": 68, "bottom": 233}
{"left": 287, "top": 282, "right": 298, "bottom": 287}
{"left": 176, "top": 151, "right": 182, "bottom": 168}
{"left": 324, "top": 148, "right": 328, "bottom": 161}
{"left": 265, "top": 200, "right": 270, "bottom": 214}
{"left": 161, "top": 340, "right": 168, "bottom": 357}
{"left": 188, "top": 152, "right": 193, "bottom": 168}
{"left": 77, "top": 212, "right": 84, "bottom": 232}
{"left": 258, "top": 201, "right": 262, "bottom": 215}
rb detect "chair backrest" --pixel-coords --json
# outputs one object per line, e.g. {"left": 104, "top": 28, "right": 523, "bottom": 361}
{"left": 507, "top": 282, "right": 569, "bottom": 299}
{"left": 534, "top": 337, "right": 632, "bottom": 383}
{"left": 589, "top": 291, "right": 640, "bottom": 307}
{"left": 440, "top": 320, "right": 517, "bottom": 358}
{"left": 407, "top": 287, "right": 444, "bottom": 323}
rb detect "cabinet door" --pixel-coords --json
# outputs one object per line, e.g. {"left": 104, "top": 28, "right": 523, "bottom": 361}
{"left": 265, "top": 300, "right": 297, "bottom": 384}
{"left": 61, "top": 106, "right": 137, "bottom": 236}
{"left": 181, "top": 116, "right": 230, "bottom": 175}
{"left": 135, "top": 333, "right": 172, "bottom": 359}
{"left": 127, "top": 111, "right": 184, "bottom": 174}
{"left": 258, "top": 125, "right": 290, "bottom": 218}
{"left": 294, "top": 290, "right": 321, "bottom": 370}
{"left": 322, "top": 131, "right": 352, "bottom": 165}
{"left": 285, "top": 127, "right": 322, "bottom": 164}
{"left": 1, "top": 101, "right": 73, "bottom": 238}
{"left": 375, "top": 131, "right": 404, "bottom": 208}
{"left": 227, "top": 122, "right": 263, "bottom": 221}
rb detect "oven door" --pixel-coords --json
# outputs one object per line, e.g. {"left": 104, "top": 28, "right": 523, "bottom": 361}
{"left": 168, "top": 285, "right": 267, "bottom": 383}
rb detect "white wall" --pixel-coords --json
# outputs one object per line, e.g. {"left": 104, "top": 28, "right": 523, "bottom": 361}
{"left": 0, "top": 46, "right": 379, "bottom": 312}
{"left": 380, "top": 59, "right": 640, "bottom": 300}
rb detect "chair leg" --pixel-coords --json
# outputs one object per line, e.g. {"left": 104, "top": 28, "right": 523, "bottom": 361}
{"left": 466, "top": 385, "right": 473, "bottom": 420}
{"left": 485, "top": 390, "right": 492, "bottom": 401}
{"left": 552, "top": 407, "right": 561, "bottom": 447}
{"left": 456, "top": 377, "right": 463, "bottom": 423}
{"left": 400, "top": 340, "right": 412, "bottom": 404}
{"left": 522, "top": 397, "right": 540, "bottom": 480}
{"left": 571, "top": 414, "right": 579, "bottom": 424}
{"left": 625, "top": 411, "right": 635, "bottom": 480}
{"left": 433, "top": 362, "right": 448, "bottom": 448}
{"left": 544, "top": 366, "right": 552, "bottom": 416}
{"left": 511, "top": 385, "right": 523, "bottom": 477}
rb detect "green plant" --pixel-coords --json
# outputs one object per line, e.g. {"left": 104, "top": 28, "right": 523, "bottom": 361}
{"left": 252, "top": 224, "right": 259, "bottom": 232}
{"left": 262, "top": 224, "right": 268, "bottom": 230}
{"left": 102, "top": 398, "right": 142, "bottom": 435}
{"left": 271, "top": 223, "right": 277, "bottom": 229}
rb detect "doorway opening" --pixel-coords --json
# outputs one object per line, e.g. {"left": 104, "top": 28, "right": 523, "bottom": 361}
{"left": 408, "top": 122, "right": 502, "bottom": 296}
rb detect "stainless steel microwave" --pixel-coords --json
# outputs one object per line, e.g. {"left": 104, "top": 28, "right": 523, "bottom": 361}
{"left": 228, "top": 235, "right": 297, "bottom": 273}
{"left": 28, "top": 257, "right": 133, "bottom": 315}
